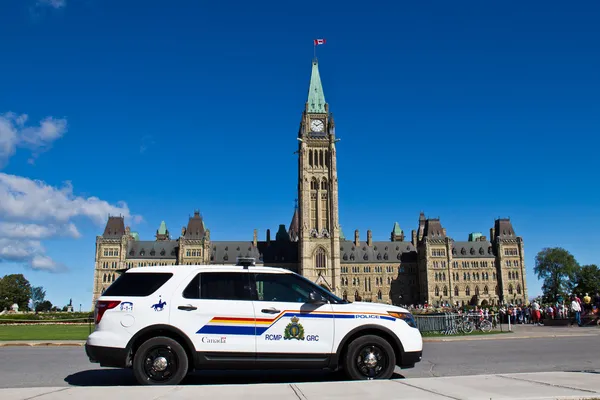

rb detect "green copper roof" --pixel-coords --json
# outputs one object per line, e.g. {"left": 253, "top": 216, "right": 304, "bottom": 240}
{"left": 392, "top": 222, "right": 403, "bottom": 235}
{"left": 339, "top": 225, "right": 345, "bottom": 241}
{"left": 158, "top": 221, "right": 167, "bottom": 235}
{"left": 131, "top": 232, "right": 140, "bottom": 241}
{"left": 468, "top": 232, "right": 483, "bottom": 242}
{"left": 307, "top": 60, "right": 326, "bottom": 113}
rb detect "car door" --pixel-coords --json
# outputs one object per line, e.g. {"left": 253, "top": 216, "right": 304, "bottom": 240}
{"left": 251, "top": 272, "right": 334, "bottom": 365}
{"left": 170, "top": 270, "right": 256, "bottom": 367}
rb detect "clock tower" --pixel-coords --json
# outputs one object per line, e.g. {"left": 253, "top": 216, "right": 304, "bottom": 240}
{"left": 297, "top": 59, "right": 341, "bottom": 294}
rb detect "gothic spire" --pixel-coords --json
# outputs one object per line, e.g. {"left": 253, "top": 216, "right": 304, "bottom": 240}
{"left": 307, "top": 60, "right": 326, "bottom": 113}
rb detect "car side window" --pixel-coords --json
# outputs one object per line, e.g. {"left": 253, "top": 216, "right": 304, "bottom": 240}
{"left": 252, "top": 273, "right": 317, "bottom": 303}
{"left": 182, "top": 272, "right": 252, "bottom": 301}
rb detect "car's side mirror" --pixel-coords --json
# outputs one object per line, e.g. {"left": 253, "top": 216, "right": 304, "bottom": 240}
{"left": 308, "top": 292, "right": 327, "bottom": 304}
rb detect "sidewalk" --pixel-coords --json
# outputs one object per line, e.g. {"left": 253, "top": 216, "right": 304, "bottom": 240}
{"left": 1, "top": 371, "right": 600, "bottom": 399}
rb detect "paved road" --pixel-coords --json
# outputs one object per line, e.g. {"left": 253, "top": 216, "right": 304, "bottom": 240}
{"left": 1, "top": 335, "right": 599, "bottom": 388}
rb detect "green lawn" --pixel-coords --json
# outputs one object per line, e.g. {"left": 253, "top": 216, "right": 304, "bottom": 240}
{"left": 0, "top": 324, "right": 92, "bottom": 341}
{"left": 422, "top": 330, "right": 511, "bottom": 337}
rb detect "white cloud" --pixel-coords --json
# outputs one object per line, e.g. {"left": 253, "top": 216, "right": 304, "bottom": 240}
{"left": 0, "top": 173, "right": 138, "bottom": 225}
{"left": 36, "top": 0, "right": 66, "bottom": 9}
{"left": 0, "top": 222, "right": 80, "bottom": 240}
{"left": 0, "top": 173, "right": 141, "bottom": 272}
{"left": 0, "top": 112, "right": 67, "bottom": 168}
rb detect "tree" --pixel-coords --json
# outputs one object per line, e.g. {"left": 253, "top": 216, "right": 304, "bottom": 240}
{"left": 573, "top": 264, "right": 600, "bottom": 296}
{"left": 0, "top": 274, "right": 32, "bottom": 311}
{"left": 534, "top": 247, "right": 579, "bottom": 303}
{"left": 30, "top": 286, "right": 46, "bottom": 312}
{"left": 36, "top": 300, "right": 53, "bottom": 312}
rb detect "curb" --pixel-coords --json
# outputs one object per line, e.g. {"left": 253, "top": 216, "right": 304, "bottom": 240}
{"left": 0, "top": 342, "right": 85, "bottom": 347}
{"left": 423, "top": 333, "right": 597, "bottom": 342}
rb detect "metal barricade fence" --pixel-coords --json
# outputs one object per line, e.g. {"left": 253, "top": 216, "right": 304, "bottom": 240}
{"left": 413, "top": 312, "right": 498, "bottom": 334}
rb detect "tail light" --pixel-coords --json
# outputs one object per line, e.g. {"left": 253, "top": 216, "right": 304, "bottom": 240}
{"left": 95, "top": 300, "right": 121, "bottom": 324}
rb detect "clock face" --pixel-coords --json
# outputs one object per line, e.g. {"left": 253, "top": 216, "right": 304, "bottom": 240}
{"left": 310, "top": 119, "right": 324, "bottom": 132}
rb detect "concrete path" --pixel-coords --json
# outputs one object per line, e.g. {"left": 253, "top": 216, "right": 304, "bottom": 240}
{"left": 1, "top": 371, "right": 599, "bottom": 399}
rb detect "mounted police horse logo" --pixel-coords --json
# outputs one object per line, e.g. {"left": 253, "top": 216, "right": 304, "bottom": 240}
{"left": 284, "top": 316, "right": 305, "bottom": 340}
{"left": 151, "top": 296, "right": 166, "bottom": 311}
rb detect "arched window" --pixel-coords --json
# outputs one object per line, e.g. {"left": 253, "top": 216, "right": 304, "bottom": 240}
{"left": 484, "top": 286, "right": 489, "bottom": 295}
{"left": 321, "top": 178, "right": 328, "bottom": 190}
{"left": 377, "top": 290, "right": 382, "bottom": 300}
{"left": 454, "top": 286, "right": 459, "bottom": 296}
{"left": 517, "top": 284, "right": 521, "bottom": 295}
{"left": 318, "top": 150, "right": 323, "bottom": 166}
{"left": 465, "top": 287, "right": 471, "bottom": 296}
{"left": 354, "top": 291, "right": 360, "bottom": 301}
{"left": 515, "top": 271, "right": 519, "bottom": 279}
{"left": 475, "top": 286, "right": 480, "bottom": 296}
{"left": 443, "top": 286, "right": 448, "bottom": 296}
{"left": 442, "top": 272, "right": 446, "bottom": 281}
{"left": 311, "top": 178, "right": 318, "bottom": 190}
{"left": 315, "top": 248, "right": 326, "bottom": 270}
{"left": 435, "top": 286, "right": 440, "bottom": 296}
{"left": 508, "top": 285, "right": 514, "bottom": 295}
{"left": 309, "top": 150, "right": 313, "bottom": 166}
{"left": 103, "top": 274, "right": 107, "bottom": 283}
{"left": 325, "top": 150, "right": 329, "bottom": 166}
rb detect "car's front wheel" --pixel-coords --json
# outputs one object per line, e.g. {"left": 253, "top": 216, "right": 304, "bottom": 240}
{"left": 343, "top": 335, "right": 396, "bottom": 380}
{"left": 133, "top": 336, "right": 189, "bottom": 385}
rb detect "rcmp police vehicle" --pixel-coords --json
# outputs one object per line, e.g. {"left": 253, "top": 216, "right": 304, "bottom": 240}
{"left": 85, "top": 258, "right": 423, "bottom": 385}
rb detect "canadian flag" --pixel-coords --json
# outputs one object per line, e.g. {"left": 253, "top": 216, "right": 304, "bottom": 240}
{"left": 314, "top": 39, "right": 326, "bottom": 46}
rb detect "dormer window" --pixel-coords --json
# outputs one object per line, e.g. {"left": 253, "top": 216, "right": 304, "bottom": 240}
{"left": 452, "top": 248, "right": 457, "bottom": 255}
{"left": 160, "top": 249, "right": 166, "bottom": 256}
{"left": 129, "top": 250, "right": 134, "bottom": 256}
{"left": 470, "top": 248, "right": 475, "bottom": 255}
{"left": 343, "top": 254, "right": 348, "bottom": 261}
{"left": 384, "top": 253, "right": 388, "bottom": 260}
{"left": 363, "top": 254, "right": 368, "bottom": 261}
{"left": 150, "top": 249, "right": 156, "bottom": 256}
{"left": 488, "top": 246, "right": 493, "bottom": 254}
{"left": 479, "top": 247, "right": 484, "bottom": 255}
{"left": 377, "top": 253, "right": 382, "bottom": 260}
{"left": 461, "top": 248, "right": 466, "bottom": 255}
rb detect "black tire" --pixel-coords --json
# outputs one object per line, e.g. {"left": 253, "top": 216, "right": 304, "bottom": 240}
{"left": 343, "top": 335, "right": 396, "bottom": 380}
{"left": 133, "top": 336, "right": 189, "bottom": 385}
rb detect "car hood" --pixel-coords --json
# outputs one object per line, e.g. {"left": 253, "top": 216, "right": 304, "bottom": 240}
{"left": 350, "top": 302, "right": 410, "bottom": 314}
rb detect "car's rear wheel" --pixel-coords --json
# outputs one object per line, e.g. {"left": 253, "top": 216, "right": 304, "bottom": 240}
{"left": 133, "top": 336, "right": 189, "bottom": 385}
{"left": 343, "top": 335, "right": 396, "bottom": 380}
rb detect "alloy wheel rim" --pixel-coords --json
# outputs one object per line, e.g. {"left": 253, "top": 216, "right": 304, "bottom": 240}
{"left": 356, "top": 344, "right": 388, "bottom": 379}
{"left": 143, "top": 346, "right": 179, "bottom": 382}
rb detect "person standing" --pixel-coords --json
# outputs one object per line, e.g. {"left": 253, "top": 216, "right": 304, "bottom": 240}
{"left": 571, "top": 295, "right": 582, "bottom": 327}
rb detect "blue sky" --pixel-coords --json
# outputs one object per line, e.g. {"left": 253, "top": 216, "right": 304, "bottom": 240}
{"left": 0, "top": 0, "right": 598, "bottom": 310}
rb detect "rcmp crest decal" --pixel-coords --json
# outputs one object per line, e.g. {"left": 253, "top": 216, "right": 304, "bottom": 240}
{"left": 284, "top": 316, "right": 305, "bottom": 340}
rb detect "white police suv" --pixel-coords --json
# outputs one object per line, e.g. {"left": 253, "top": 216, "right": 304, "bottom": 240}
{"left": 86, "top": 261, "right": 423, "bottom": 385}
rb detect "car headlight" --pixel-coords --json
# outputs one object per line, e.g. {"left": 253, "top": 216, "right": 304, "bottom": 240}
{"left": 388, "top": 311, "right": 417, "bottom": 328}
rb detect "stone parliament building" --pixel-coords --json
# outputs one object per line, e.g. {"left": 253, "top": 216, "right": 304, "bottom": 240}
{"left": 92, "top": 60, "right": 528, "bottom": 308}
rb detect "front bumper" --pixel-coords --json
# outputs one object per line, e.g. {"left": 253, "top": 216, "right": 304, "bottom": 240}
{"left": 85, "top": 343, "right": 129, "bottom": 368}
{"left": 399, "top": 350, "right": 422, "bottom": 368}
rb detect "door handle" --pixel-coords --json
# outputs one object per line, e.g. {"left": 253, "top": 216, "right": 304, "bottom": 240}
{"left": 261, "top": 308, "right": 280, "bottom": 314}
{"left": 178, "top": 305, "right": 198, "bottom": 311}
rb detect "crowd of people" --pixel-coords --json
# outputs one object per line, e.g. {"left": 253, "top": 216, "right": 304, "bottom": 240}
{"left": 408, "top": 292, "right": 600, "bottom": 328}
{"left": 489, "top": 292, "right": 598, "bottom": 327}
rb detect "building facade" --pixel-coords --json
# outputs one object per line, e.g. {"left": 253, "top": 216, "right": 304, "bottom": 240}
{"left": 92, "top": 60, "right": 528, "bottom": 308}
